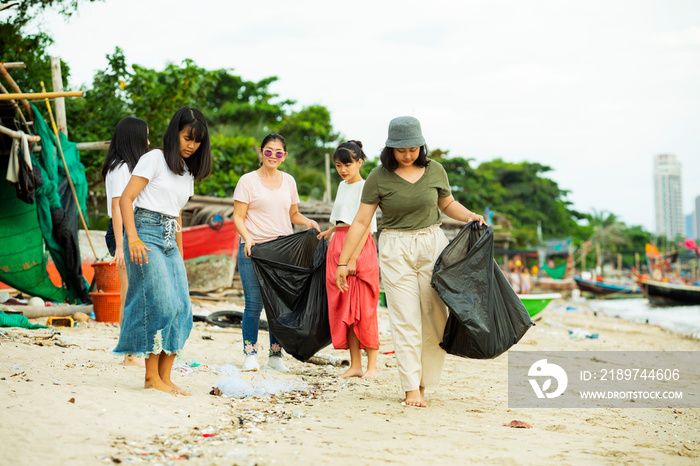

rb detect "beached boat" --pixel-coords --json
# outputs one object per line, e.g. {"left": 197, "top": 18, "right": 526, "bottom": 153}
{"left": 638, "top": 279, "right": 700, "bottom": 306}
{"left": 517, "top": 293, "right": 561, "bottom": 317}
{"left": 574, "top": 276, "right": 639, "bottom": 296}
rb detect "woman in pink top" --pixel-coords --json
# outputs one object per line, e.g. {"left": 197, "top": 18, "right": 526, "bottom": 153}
{"left": 232, "top": 133, "right": 319, "bottom": 372}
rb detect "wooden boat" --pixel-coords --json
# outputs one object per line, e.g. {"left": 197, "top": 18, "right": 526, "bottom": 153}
{"left": 574, "top": 276, "right": 639, "bottom": 296}
{"left": 530, "top": 276, "right": 575, "bottom": 292}
{"left": 638, "top": 279, "right": 700, "bottom": 306}
{"left": 517, "top": 293, "right": 561, "bottom": 317}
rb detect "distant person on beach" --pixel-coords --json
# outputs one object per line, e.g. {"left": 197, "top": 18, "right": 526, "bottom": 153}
{"left": 232, "top": 133, "right": 320, "bottom": 373}
{"left": 317, "top": 141, "right": 380, "bottom": 379}
{"left": 101, "top": 116, "right": 149, "bottom": 368}
{"left": 115, "top": 107, "right": 212, "bottom": 395}
{"left": 335, "top": 116, "right": 485, "bottom": 408}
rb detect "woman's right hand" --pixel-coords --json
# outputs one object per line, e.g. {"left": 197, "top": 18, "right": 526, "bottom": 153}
{"left": 317, "top": 229, "right": 333, "bottom": 241}
{"left": 114, "top": 248, "right": 126, "bottom": 270}
{"left": 335, "top": 265, "right": 349, "bottom": 292}
{"left": 127, "top": 237, "right": 151, "bottom": 266}
{"left": 244, "top": 238, "right": 255, "bottom": 257}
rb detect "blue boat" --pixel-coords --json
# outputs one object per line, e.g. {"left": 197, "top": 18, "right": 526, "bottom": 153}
{"left": 574, "top": 276, "right": 639, "bottom": 296}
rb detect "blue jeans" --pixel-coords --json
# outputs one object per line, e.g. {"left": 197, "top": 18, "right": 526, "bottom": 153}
{"left": 238, "top": 242, "right": 282, "bottom": 357}
{"left": 114, "top": 208, "right": 192, "bottom": 357}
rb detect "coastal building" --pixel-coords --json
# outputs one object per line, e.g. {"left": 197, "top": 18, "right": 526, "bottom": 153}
{"left": 653, "top": 154, "right": 684, "bottom": 240}
{"left": 687, "top": 213, "right": 694, "bottom": 240}
{"left": 695, "top": 196, "right": 700, "bottom": 241}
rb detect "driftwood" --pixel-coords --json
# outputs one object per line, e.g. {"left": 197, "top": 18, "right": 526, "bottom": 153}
{"left": 306, "top": 353, "right": 350, "bottom": 367}
{"left": 1, "top": 304, "right": 93, "bottom": 319}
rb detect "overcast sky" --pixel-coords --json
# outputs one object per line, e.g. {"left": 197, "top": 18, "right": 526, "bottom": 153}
{"left": 24, "top": 0, "right": 700, "bottom": 233}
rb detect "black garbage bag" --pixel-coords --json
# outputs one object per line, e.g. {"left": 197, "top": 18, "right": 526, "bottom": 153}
{"left": 431, "top": 221, "right": 534, "bottom": 359}
{"left": 250, "top": 229, "right": 331, "bottom": 361}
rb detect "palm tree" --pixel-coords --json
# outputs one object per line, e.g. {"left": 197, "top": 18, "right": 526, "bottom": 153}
{"left": 587, "top": 209, "right": 627, "bottom": 270}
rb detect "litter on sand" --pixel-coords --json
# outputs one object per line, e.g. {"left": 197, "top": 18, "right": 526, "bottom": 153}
{"left": 213, "top": 364, "right": 310, "bottom": 398}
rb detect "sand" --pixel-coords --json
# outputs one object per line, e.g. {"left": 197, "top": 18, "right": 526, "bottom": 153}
{"left": 1, "top": 299, "right": 699, "bottom": 465}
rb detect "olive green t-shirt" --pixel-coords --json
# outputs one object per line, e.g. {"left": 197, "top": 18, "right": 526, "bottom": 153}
{"left": 361, "top": 160, "right": 451, "bottom": 230}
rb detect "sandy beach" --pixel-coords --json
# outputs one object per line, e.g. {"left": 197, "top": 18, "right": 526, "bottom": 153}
{"left": 1, "top": 298, "right": 699, "bottom": 466}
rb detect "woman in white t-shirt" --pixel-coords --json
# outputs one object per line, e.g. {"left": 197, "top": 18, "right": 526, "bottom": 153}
{"left": 115, "top": 107, "right": 212, "bottom": 396}
{"left": 233, "top": 133, "right": 320, "bottom": 373}
{"left": 102, "top": 116, "right": 149, "bottom": 367}
{"left": 317, "top": 141, "right": 380, "bottom": 379}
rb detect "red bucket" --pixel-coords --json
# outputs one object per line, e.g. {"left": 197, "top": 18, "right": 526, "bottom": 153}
{"left": 91, "top": 262, "right": 121, "bottom": 292}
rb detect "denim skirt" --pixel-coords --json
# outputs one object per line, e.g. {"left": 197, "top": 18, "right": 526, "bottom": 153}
{"left": 105, "top": 218, "right": 116, "bottom": 256}
{"left": 114, "top": 208, "right": 192, "bottom": 357}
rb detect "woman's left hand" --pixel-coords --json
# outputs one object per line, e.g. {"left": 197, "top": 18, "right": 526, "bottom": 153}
{"left": 467, "top": 212, "right": 486, "bottom": 225}
{"left": 307, "top": 220, "right": 320, "bottom": 231}
{"left": 347, "top": 258, "right": 358, "bottom": 276}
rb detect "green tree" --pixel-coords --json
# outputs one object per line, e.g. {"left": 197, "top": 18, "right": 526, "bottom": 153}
{"left": 0, "top": 0, "right": 103, "bottom": 93}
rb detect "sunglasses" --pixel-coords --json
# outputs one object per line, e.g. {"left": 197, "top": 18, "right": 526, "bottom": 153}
{"left": 263, "top": 149, "right": 285, "bottom": 159}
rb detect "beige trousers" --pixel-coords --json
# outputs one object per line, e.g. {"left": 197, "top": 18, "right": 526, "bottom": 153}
{"left": 378, "top": 224, "right": 449, "bottom": 392}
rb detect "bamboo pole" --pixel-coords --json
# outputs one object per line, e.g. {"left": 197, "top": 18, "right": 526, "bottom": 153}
{"left": 33, "top": 141, "right": 111, "bottom": 153}
{"left": 76, "top": 141, "right": 110, "bottom": 150}
{"left": 39, "top": 81, "right": 97, "bottom": 259}
{"left": 0, "top": 63, "right": 32, "bottom": 117}
{"left": 0, "top": 90, "right": 83, "bottom": 101}
{"left": 0, "top": 62, "right": 25, "bottom": 69}
{"left": 0, "top": 124, "right": 41, "bottom": 142}
{"left": 50, "top": 57, "right": 68, "bottom": 136}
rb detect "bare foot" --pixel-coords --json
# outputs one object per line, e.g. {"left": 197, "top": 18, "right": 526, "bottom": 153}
{"left": 404, "top": 389, "right": 427, "bottom": 408}
{"left": 361, "top": 367, "right": 378, "bottom": 379}
{"left": 145, "top": 378, "right": 178, "bottom": 395}
{"left": 162, "top": 379, "right": 191, "bottom": 396}
{"left": 123, "top": 355, "right": 145, "bottom": 367}
{"left": 339, "top": 367, "right": 364, "bottom": 378}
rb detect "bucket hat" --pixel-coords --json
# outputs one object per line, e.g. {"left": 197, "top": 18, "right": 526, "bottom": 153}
{"left": 385, "top": 116, "right": 425, "bottom": 148}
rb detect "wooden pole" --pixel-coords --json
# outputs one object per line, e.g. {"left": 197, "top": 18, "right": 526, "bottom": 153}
{"left": 617, "top": 253, "right": 622, "bottom": 274}
{"left": 0, "top": 62, "right": 32, "bottom": 117}
{"left": 50, "top": 57, "right": 68, "bottom": 136}
{"left": 596, "top": 243, "right": 601, "bottom": 274}
{"left": 76, "top": 141, "right": 110, "bottom": 151}
{"left": 0, "top": 90, "right": 83, "bottom": 100}
{"left": 635, "top": 252, "right": 640, "bottom": 274}
{"left": 40, "top": 81, "right": 97, "bottom": 259}
{"left": 0, "top": 124, "right": 41, "bottom": 142}
{"left": 0, "top": 62, "right": 26, "bottom": 69}
{"left": 323, "top": 152, "right": 331, "bottom": 203}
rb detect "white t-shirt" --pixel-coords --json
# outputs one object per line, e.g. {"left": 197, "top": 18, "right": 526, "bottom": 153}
{"left": 105, "top": 163, "right": 131, "bottom": 218}
{"left": 233, "top": 171, "right": 300, "bottom": 244}
{"left": 132, "top": 149, "right": 194, "bottom": 217}
{"left": 329, "top": 179, "right": 377, "bottom": 233}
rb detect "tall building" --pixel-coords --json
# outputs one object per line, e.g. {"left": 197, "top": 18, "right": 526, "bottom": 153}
{"left": 653, "top": 154, "right": 684, "bottom": 239}
{"left": 695, "top": 195, "right": 700, "bottom": 240}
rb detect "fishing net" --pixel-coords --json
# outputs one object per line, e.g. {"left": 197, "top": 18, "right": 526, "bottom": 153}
{"left": 0, "top": 104, "right": 90, "bottom": 303}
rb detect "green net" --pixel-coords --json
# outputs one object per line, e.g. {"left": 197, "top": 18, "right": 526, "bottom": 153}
{"left": 0, "top": 104, "right": 90, "bottom": 303}
{"left": 541, "top": 262, "right": 567, "bottom": 279}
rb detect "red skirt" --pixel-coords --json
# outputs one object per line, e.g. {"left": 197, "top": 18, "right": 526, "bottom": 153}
{"left": 325, "top": 227, "right": 380, "bottom": 349}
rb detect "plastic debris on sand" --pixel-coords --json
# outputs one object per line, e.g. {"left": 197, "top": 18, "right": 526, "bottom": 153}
{"left": 214, "top": 364, "right": 310, "bottom": 398}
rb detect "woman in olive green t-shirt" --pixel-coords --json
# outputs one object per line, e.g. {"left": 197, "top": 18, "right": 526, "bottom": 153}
{"left": 335, "top": 116, "right": 485, "bottom": 408}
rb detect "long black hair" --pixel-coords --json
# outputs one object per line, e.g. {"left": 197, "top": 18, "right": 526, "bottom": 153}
{"left": 333, "top": 140, "right": 366, "bottom": 164}
{"left": 379, "top": 144, "right": 429, "bottom": 172}
{"left": 101, "top": 117, "right": 149, "bottom": 180}
{"left": 162, "top": 107, "right": 212, "bottom": 181}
